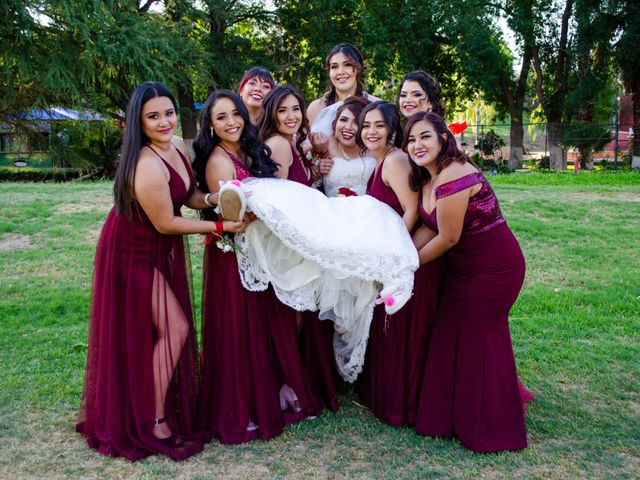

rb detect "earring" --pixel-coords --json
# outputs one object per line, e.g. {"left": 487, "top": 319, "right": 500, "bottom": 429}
{"left": 210, "top": 127, "right": 213, "bottom": 138}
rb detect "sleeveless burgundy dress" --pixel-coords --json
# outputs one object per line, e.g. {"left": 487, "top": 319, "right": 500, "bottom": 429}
{"left": 415, "top": 171, "right": 529, "bottom": 452}
{"left": 357, "top": 157, "right": 441, "bottom": 425}
{"left": 197, "top": 151, "right": 322, "bottom": 445}
{"left": 288, "top": 145, "right": 340, "bottom": 412}
{"left": 77, "top": 147, "right": 203, "bottom": 461}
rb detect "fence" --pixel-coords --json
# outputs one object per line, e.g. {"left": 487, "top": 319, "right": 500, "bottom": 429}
{"left": 459, "top": 122, "right": 633, "bottom": 164}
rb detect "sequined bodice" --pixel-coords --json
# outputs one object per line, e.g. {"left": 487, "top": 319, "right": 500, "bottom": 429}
{"left": 419, "top": 171, "right": 505, "bottom": 235}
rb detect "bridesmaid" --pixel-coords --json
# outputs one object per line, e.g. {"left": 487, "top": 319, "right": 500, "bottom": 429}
{"left": 193, "top": 90, "right": 322, "bottom": 444}
{"left": 356, "top": 101, "right": 440, "bottom": 426}
{"left": 397, "top": 71, "right": 446, "bottom": 120}
{"left": 259, "top": 85, "right": 339, "bottom": 411}
{"left": 77, "top": 82, "right": 245, "bottom": 461}
{"left": 405, "top": 112, "right": 529, "bottom": 452}
{"left": 238, "top": 66, "right": 276, "bottom": 125}
{"left": 307, "top": 43, "right": 379, "bottom": 125}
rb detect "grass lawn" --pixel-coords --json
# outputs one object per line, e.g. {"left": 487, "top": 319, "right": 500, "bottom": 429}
{"left": 0, "top": 172, "right": 639, "bottom": 479}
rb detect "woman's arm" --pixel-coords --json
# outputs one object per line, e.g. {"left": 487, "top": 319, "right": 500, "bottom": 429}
{"left": 134, "top": 153, "right": 244, "bottom": 235}
{"left": 265, "top": 135, "right": 294, "bottom": 179}
{"left": 306, "top": 98, "right": 325, "bottom": 125}
{"left": 417, "top": 189, "right": 470, "bottom": 265}
{"left": 412, "top": 224, "right": 437, "bottom": 250}
{"left": 383, "top": 151, "right": 419, "bottom": 231}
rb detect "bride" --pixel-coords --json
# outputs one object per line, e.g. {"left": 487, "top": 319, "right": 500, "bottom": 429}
{"left": 221, "top": 174, "right": 418, "bottom": 383}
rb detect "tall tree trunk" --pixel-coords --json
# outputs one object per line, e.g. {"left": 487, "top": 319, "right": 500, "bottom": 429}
{"left": 177, "top": 80, "right": 197, "bottom": 143}
{"left": 547, "top": 122, "right": 566, "bottom": 170}
{"left": 632, "top": 92, "right": 640, "bottom": 169}
{"left": 578, "top": 147, "right": 594, "bottom": 170}
{"left": 509, "top": 118, "right": 524, "bottom": 169}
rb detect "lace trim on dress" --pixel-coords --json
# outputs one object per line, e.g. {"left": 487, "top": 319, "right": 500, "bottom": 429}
{"left": 233, "top": 178, "right": 418, "bottom": 382}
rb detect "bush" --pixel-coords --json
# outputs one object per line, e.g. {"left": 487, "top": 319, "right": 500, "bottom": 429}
{"left": 0, "top": 167, "right": 81, "bottom": 182}
{"left": 49, "top": 120, "right": 121, "bottom": 176}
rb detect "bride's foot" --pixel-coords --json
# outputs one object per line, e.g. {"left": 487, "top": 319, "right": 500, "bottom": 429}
{"left": 378, "top": 280, "right": 413, "bottom": 315}
{"left": 217, "top": 180, "right": 247, "bottom": 221}
{"left": 279, "top": 384, "right": 302, "bottom": 412}
{"left": 246, "top": 420, "right": 259, "bottom": 432}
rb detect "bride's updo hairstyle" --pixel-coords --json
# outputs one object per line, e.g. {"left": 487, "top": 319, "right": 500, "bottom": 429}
{"left": 403, "top": 111, "right": 472, "bottom": 191}
{"left": 356, "top": 100, "right": 404, "bottom": 150}
{"left": 323, "top": 43, "right": 366, "bottom": 106}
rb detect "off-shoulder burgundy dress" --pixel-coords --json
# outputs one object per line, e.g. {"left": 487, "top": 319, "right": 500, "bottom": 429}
{"left": 357, "top": 157, "right": 442, "bottom": 425}
{"left": 415, "top": 171, "right": 530, "bottom": 452}
{"left": 77, "top": 147, "right": 203, "bottom": 461}
{"left": 197, "top": 150, "right": 322, "bottom": 445}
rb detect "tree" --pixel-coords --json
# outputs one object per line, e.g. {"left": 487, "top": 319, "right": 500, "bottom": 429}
{"left": 615, "top": 0, "right": 640, "bottom": 168}
{"left": 530, "top": 0, "right": 574, "bottom": 170}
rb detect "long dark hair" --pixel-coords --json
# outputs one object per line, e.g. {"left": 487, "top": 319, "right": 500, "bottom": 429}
{"left": 193, "top": 90, "right": 277, "bottom": 218}
{"left": 356, "top": 101, "right": 403, "bottom": 150}
{"left": 323, "top": 43, "right": 365, "bottom": 106}
{"left": 397, "top": 71, "right": 446, "bottom": 118}
{"left": 114, "top": 81, "right": 177, "bottom": 218}
{"left": 331, "top": 95, "right": 369, "bottom": 133}
{"left": 258, "top": 85, "right": 309, "bottom": 163}
{"left": 403, "top": 111, "right": 471, "bottom": 191}
{"left": 238, "top": 66, "right": 276, "bottom": 93}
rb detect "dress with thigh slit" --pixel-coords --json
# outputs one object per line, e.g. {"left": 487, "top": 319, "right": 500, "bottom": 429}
{"left": 77, "top": 147, "right": 203, "bottom": 461}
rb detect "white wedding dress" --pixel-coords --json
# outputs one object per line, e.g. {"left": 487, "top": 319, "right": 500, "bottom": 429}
{"left": 234, "top": 178, "right": 418, "bottom": 382}
{"left": 322, "top": 154, "right": 376, "bottom": 197}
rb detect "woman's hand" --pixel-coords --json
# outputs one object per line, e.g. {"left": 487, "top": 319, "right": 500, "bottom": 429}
{"left": 222, "top": 218, "right": 249, "bottom": 233}
{"left": 309, "top": 132, "right": 330, "bottom": 153}
{"left": 318, "top": 156, "right": 334, "bottom": 175}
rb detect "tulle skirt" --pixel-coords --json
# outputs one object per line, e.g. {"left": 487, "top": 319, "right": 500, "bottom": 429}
{"left": 77, "top": 209, "right": 203, "bottom": 461}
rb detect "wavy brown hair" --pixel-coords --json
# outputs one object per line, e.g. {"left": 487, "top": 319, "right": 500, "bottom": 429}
{"left": 403, "top": 111, "right": 473, "bottom": 191}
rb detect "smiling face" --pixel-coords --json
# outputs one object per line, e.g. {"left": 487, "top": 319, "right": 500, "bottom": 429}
{"left": 329, "top": 52, "right": 358, "bottom": 96}
{"left": 398, "top": 80, "right": 433, "bottom": 119}
{"left": 275, "top": 94, "right": 303, "bottom": 137}
{"left": 210, "top": 96, "right": 244, "bottom": 145}
{"left": 405, "top": 119, "right": 444, "bottom": 168}
{"left": 334, "top": 108, "right": 359, "bottom": 148}
{"left": 141, "top": 96, "right": 177, "bottom": 144}
{"left": 240, "top": 76, "right": 273, "bottom": 110}
{"left": 360, "top": 108, "right": 391, "bottom": 153}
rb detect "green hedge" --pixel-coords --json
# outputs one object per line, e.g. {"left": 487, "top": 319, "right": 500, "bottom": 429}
{"left": 0, "top": 167, "right": 82, "bottom": 182}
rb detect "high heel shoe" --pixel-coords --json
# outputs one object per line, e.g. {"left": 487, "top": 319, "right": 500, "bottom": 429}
{"left": 279, "top": 384, "right": 302, "bottom": 413}
{"left": 153, "top": 417, "right": 186, "bottom": 448}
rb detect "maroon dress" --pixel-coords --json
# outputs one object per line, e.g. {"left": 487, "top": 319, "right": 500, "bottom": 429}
{"left": 288, "top": 144, "right": 340, "bottom": 411}
{"left": 197, "top": 152, "right": 321, "bottom": 445}
{"left": 357, "top": 158, "right": 441, "bottom": 425}
{"left": 77, "top": 147, "right": 203, "bottom": 461}
{"left": 415, "top": 171, "right": 529, "bottom": 452}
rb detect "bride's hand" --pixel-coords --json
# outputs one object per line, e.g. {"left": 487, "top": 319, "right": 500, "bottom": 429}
{"left": 309, "top": 132, "right": 330, "bottom": 153}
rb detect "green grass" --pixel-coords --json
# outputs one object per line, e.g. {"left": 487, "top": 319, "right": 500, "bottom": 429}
{"left": 1, "top": 173, "right": 639, "bottom": 478}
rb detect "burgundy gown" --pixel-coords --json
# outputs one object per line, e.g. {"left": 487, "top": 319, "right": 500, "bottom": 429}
{"left": 288, "top": 144, "right": 340, "bottom": 412}
{"left": 415, "top": 171, "right": 529, "bottom": 452}
{"left": 357, "top": 157, "right": 441, "bottom": 425}
{"left": 77, "top": 147, "right": 203, "bottom": 461}
{"left": 197, "top": 151, "right": 322, "bottom": 445}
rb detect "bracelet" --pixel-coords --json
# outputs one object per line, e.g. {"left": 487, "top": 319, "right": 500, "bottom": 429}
{"left": 214, "top": 220, "right": 224, "bottom": 236}
{"left": 204, "top": 192, "right": 216, "bottom": 207}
